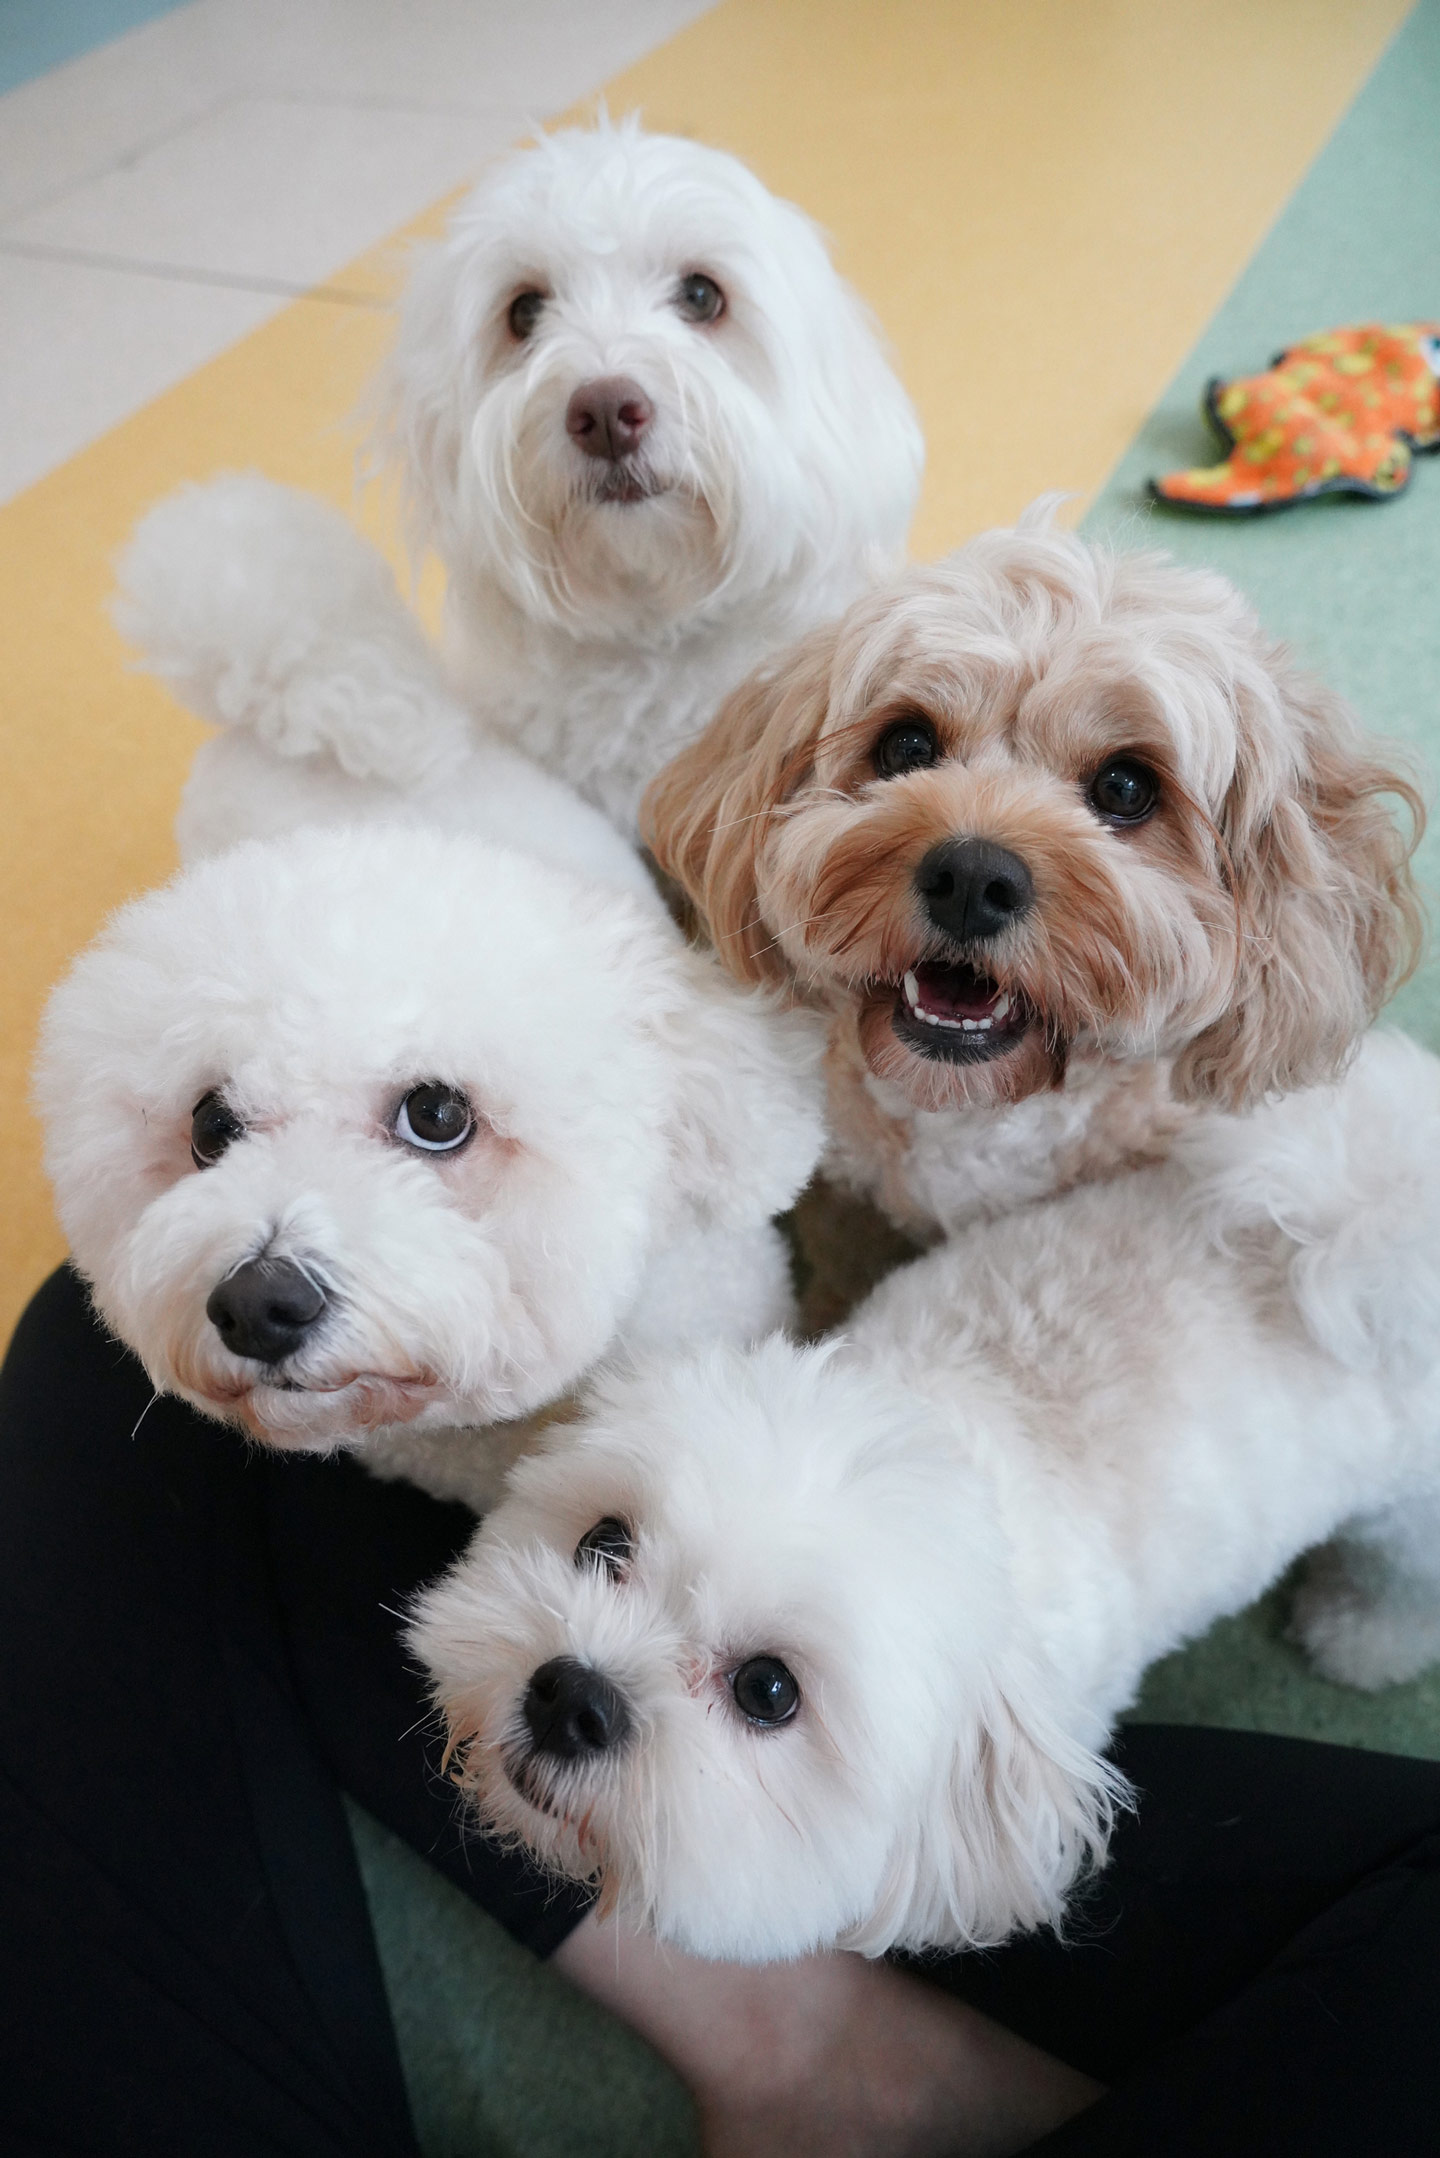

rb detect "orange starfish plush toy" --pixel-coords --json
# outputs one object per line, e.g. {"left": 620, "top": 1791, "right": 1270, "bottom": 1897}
{"left": 1153, "top": 322, "right": 1440, "bottom": 513}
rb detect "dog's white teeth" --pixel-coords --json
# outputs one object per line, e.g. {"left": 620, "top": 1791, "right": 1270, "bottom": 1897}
{"left": 906, "top": 973, "right": 1013, "bottom": 1033}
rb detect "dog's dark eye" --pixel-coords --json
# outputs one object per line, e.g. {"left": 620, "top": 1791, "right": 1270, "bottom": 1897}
{"left": 574, "top": 1516, "right": 634, "bottom": 1578}
{"left": 1088, "top": 758, "right": 1159, "bottom": 825}
{"left": 394, "top": 1083, "right": 473, "bottom": 1153}
{"left": 675, "top": 272, "right": 725, "bottom": 325}
{"left": 507, "top": 288, "right": 546, "bottom": 340}
{"left": 873, "top": 716, "right": 940, "bottom": 780}
{"left": 191, "top": 1091, "right": 245, "bottom": 1169}
{"left": 730, "top": 1655, "right": 800, "bottom": 1727}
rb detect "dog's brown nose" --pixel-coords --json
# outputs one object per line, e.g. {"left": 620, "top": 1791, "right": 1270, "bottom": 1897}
{"left": 565, "top": 377, "right": 652, "bottom": 462}
{"left": 917, "top": 838, "right": 1034, "bottom": 944}
{"left": 206, "top": 1256, "right": 327, "bottom": 1365}
{"left": 523, "top": 1656, "right": 631, "bottom": 1759}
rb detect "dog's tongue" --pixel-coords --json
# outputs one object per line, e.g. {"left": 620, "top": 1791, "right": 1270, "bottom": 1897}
{"left": 907, "top": 961, "right": 1004, "bottom": 1022}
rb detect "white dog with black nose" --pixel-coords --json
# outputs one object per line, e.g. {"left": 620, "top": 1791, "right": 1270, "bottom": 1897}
{"left": 115, "top": 118, "right": 923, "bottom": 849}
{"left": 36, "top": 825, "right": 824, "bottom": 1508}
{"left": 413, "top": 1029, "right": 1440, "bottom": 1958}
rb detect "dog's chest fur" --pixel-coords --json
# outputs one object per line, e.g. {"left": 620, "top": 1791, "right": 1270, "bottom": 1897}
{"left": 820, "top": 1013, "right": 1192, "bottom": 1239}
{"left": 446, "top": 577, "right": 849, "bottom": 837}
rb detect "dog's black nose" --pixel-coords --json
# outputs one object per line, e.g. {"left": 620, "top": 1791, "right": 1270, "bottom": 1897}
{"left": 565, "top": 376, "right": 652, "bottom": 461}
{"left": 916, "top": 838, "right": 1034, "bottom": 944}
{"left": 206, "top": 1256, "right": 327, "bottom": 1365}
{"left": 523, "top": 1656, "right": 631, "bottom": 1760}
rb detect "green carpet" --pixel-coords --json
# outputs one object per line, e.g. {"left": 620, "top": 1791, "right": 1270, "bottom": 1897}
{"left": 359, "top": 10, "right": 1440, "bottom": 2147}
{"left": 347, "top": 1803, "right": 697, "bottom": 2158}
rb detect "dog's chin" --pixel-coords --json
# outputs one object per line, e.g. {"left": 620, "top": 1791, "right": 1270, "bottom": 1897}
{"left": 205, "top": 1371, "right": 441, "bottom": 1449}
{"left": 583, "top": 461, "right": 664, "bottom": 507}
{"left": 856, "top": 964, "right": 1066, "bottom": 1110}
{"left": 495, "top": 1741, "right": 613, "bottom": 1877}
{"left": 501, "top": 1742, "right": 571, "bottom": 1823}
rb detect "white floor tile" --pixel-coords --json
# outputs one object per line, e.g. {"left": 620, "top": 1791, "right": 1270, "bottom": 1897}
{"left": 0, "top": 0, "right": 714, "bottom": 227}
{"left": 0, "top": 250, "right": 280, "bottom": 503}
{"left": 4, "top": 98, "right": 515, "bottom": 290}
{"left": 0, "top": 18, "right": 230, "bottom": 228}
{"left": 0, "top": 0, "right": 717, "bottom": 498}
{"left": 235, "top": 0, "right": 717, "bottom": 114}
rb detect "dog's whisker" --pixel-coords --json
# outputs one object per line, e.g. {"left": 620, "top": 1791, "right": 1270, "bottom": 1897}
{"left": 129, "top": 1389, "right": 163, "bottom": 1441}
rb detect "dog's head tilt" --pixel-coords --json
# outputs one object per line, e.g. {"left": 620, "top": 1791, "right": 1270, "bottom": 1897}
{"left": 37, "top": 828, "right": 818, "bottom": 1450}
{"left": 645, "top": 515, "right": 1423, "bottom": 1114}
{"left": 411, "top": 1339, "right": 1120, "bottom": 1963}
{"left": 379, "top": 118, "right": 922, "bottom": 646}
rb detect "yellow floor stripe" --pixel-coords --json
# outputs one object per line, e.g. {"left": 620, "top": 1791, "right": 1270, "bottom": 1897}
{"left": 0, "top": 0, "right": 1410, "bottom": 1339}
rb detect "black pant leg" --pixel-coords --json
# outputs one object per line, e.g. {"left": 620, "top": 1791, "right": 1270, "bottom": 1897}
{"left": 1027, "top": 1825, "right": 1440, "bottom": 2155}
{"left": 0, "top": 1267, "right": 585, "bottom": 2155}
{"left": 912, "top": 1725, "right": 1440, "bottom": 2154}
{"left": 0, "top": 1267, "right": 419, "bottom": 2156}
{"left": 262, "top": 1443, "right": 593, "bottom": 1956}
{"left": 917, "top": 1725, "right": 1440, "bottom": 2081}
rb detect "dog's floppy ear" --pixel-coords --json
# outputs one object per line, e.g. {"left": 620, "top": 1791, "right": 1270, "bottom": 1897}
{"left": 1173, "top": 660, "right": 1425, "bottom": 1111}
{"left": 849, "top": 1658, "right": 1125, "bottom": 1956}
{"left": 642, "top": 626, "right": 837, "bottom": 988}
{"left": 651, "top": 947, "right": 828, "bottom": 1225}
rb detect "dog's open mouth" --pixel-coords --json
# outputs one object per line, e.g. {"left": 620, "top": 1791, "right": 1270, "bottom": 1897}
{"left": 890, "top": 962, "right": 1032, "bottom": 1063}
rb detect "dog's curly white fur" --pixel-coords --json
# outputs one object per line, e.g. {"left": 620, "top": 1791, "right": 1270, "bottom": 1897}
{"left": 114, "top": 473, "right": 658, "bottom": 893}
{"left": 412, "top": 1031, "right": 1440, "bottom": 1959}
{"left": 36, "top": 825, "right": 825, "bottom": 1508}
{"left": 645, "top": 511, "right": 1423, "bottom": 1234}
{"left": 117, "top": 119, "right": 922, "bottom": 846}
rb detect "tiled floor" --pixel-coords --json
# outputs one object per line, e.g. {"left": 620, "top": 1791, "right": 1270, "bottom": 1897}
{"left": 0, "top": 0, "right": 714, "bottom": 502}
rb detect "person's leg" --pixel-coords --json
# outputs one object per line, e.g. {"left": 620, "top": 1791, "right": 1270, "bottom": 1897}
{"left": 0, "top": 1267, "right": 418, "bottom": 2155}
{"left": 1026, "top": 1824, "right": 1440, "bottom": 2155}
{"left": 0, "top": 1268, "right": 587, "bottom": 2155}
{"left": 917, "top": 1723, "right": 1440, "bottom": 2156}
{"left": 918, "top": 1723, "right": 1440, "bottom": 2080}
{"left": 257, "top": 1433, "right": 591, "bottom": 1956}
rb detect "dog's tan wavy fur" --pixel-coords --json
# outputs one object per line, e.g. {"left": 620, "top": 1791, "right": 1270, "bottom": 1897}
{"left": 646, "top": 519, "right": 1423, "bottom": 1122}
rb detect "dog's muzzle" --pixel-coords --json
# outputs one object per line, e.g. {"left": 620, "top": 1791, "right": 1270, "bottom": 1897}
{"left": 565, "top": 376, "right": 652, "bottom": 464}
{"left": 886, "top": 838, "right": 1038, "bottom": 1065}
{"left": 521, "top": 1656, "right": 632, "bottom": 1763}
{"left": 206, "top": 1254, "right": 328, "bottom": 1365}
{"left": 916, "top": 838, "right": 1034, "bottom": 945}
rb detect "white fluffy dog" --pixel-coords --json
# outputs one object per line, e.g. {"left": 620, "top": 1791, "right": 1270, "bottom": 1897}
{"left": 645, "top": 511, "right": 1423, "bottom": 1234}
{"left": 413, "top": 1030, "right": 1440, "bottom": 1958}
{"left": 36, "top": 825, "right": 824, "bottom": 1507}
{"left": 116, "top": 118, "right": 923, "bottom": 845}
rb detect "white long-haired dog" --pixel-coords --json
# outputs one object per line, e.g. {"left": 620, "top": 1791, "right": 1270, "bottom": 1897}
{"left": 115, "top": 119, "right": 923, "bottom": 846}
{"left": 645, "top": 513, "right": 1423, "bottom": 1235}
{"left": 412, "top": 1030, "right": 1440, "bottom": 1959}
{"left": 36, "top": 825, "right": 824, "bottom": 1507}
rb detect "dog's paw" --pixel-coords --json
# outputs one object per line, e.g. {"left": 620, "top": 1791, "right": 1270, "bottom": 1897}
{"left": 261, "top": 653, "right": 472, "bottom": 782}
{"left": 1289, "top": 1546, "right": 1440, "bottom": 1691}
